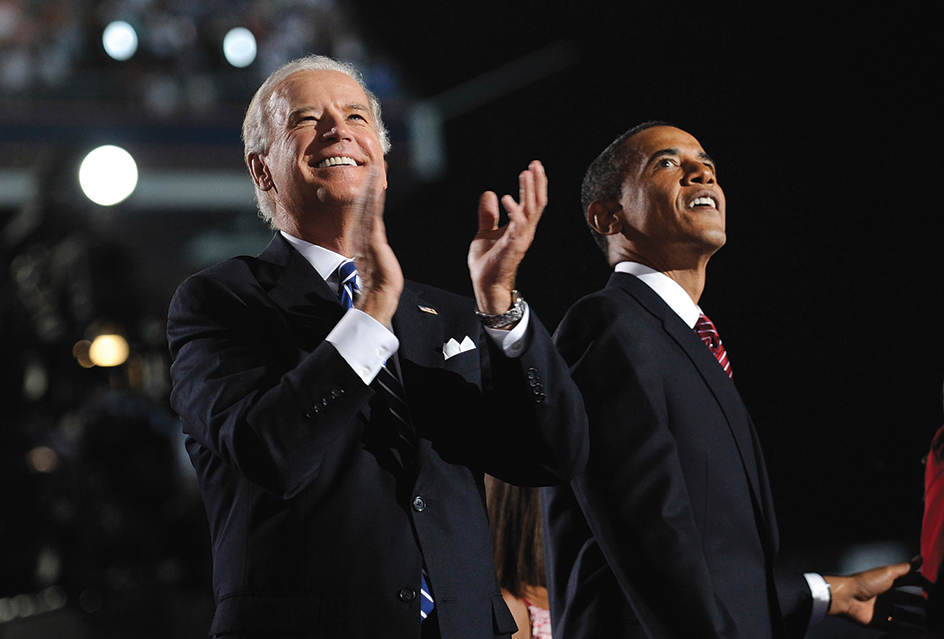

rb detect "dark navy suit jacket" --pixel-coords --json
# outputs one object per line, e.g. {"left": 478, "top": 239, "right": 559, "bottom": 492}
{"left": 167, "top": 234, "right": 588, "bottom": 638}
{"left": 542, "top": 272, "right": 811, "bottom": 639}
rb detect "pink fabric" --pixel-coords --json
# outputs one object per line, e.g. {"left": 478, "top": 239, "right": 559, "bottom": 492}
{"left": 921, "top": 425, "right": 944, "bottom": 583}
{"left": 522, "top": 599, "right": 552, "bottom": 639}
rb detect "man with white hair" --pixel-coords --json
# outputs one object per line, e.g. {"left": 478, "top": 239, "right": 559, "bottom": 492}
{"left": 167, "top": 55, "right": 587, "bottom": 638}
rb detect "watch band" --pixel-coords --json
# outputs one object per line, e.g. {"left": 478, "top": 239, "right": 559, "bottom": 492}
{"left": 474, "top": 290, "right": 524, "bottom": 329}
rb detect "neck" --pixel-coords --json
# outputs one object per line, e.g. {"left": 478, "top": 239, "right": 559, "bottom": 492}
{"left": 611, "top": 245, "right": 712, "bottom": 304}
{"left": 660, "top": 268, "right": 707, "bottom": 304}
{"left": 277, "top": 205, "right": 358, "bottom": 258}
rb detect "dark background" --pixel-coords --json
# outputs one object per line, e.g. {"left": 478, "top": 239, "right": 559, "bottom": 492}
{"left": 0, "top": 1, "right": 940, "bottom": 636}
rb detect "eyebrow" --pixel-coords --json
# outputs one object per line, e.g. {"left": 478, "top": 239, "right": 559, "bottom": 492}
{"left": 647, "top": 147, "right": 717, "bottom": 170}
{"left": 289, "top": 103, "right": 371, "bottom": 121}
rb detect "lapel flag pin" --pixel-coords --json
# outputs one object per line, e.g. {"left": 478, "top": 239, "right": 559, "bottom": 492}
{"left": 418, "top": 305, "right": 438, "bottom": 315}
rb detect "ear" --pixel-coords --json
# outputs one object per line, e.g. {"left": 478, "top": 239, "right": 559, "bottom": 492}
{"left": 248, "top": 152, "right": 274, "bottom": 191}
{"left": 587, "top": 200, "right": 623, "bottom": 236}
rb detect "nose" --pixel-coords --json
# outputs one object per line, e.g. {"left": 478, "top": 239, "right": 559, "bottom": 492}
{"left": 320, "top": 115, "right": 353, "bottom": 142}
{"left": 683, "top": 161, "right": 715, "bottom": 185}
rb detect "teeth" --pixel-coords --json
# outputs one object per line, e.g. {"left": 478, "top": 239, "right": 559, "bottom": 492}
{"left": 317, "top": 156, "right": 357, "bottom": 168}
{"left": 689, "top": 196, "right": 717, "bottom": 208}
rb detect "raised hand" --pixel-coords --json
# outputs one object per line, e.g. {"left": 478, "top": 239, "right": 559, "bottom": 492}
{"left": 353, "top": 165, "right": 403, "bottom": 327}
{"left": 468, "top": 160, "right": 547, "bottom": 316}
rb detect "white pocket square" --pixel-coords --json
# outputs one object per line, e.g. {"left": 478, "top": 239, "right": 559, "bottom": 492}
{"left": 443, "top": 336, "right": 476, "bottom": 360}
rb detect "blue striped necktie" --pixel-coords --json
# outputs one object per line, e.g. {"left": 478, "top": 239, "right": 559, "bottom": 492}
{"left": 337, "top": 259, "right": 358, "bottom": 310}
{"left": 333, "top": 260, "right": 434, "bottom": 621}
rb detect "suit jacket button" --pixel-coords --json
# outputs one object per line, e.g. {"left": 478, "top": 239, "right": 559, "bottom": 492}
{"left": 412, "top": 496, "right": 426, "bottom": 512}
{"left": 398, "top": 588, "right": 416, "bottom": 602}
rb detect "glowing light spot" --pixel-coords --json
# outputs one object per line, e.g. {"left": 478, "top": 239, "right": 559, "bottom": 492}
{"left": 102, "top": 21, "right": 138, "bottom": 61}
{"left": 88, "top": 333, "right": 129, "bottom": 367}
{"left": 79, "top": 145, "right": 138, "bottom": 206}
{"left": 27, "top": 446, "right": 58, "bottom": 473}
{"left": 222, "top": 27, "right": 256, "bottom": 68}
{"left": 73, "top": 340, "right": 95, "bottom": 368}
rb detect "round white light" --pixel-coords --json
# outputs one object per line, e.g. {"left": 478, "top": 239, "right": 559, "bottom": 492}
{"left": 223, "top": 27, "right": 257, "bottom": 68}
{"left": 78, "top": 145, "right": 138, "bottom": 206}
{"left": 102, "top": 21, "right": 138, "bottom": 61}
{"left": 88, "top": 334, "right": 130, "bottom": 367}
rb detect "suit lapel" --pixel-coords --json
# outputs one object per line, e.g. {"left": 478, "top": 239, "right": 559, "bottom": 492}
{"left": 392, "top": 283, "right": 448, "bottom": 370}
{"left": 391, "top": 283, "right": 449, "bottom": 474}
{"left": 608, "top": 273, "right": 771, "bottom": 536}
{"left": 255, "top": 235, "right": 345, "bottom": 351}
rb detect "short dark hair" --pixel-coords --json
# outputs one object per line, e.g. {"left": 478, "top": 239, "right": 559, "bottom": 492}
{"left": 581, "top": 120, "right": 673, "bottom": 254}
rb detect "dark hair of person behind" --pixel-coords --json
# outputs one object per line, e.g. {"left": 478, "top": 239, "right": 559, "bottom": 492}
{"left": 581, "top": 120, "right": 674, "bottom": 255}
{"left": 485, "top": 476, "right": 546, "bottom": 597}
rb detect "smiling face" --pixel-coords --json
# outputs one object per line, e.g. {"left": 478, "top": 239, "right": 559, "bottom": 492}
{"left": 609, "top": 126, "right": 726, "bottom": 268}
{"left": 248, "top": 69, "right": 386, "bottom": 240}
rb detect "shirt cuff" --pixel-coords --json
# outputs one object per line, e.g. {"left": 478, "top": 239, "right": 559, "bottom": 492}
{"left": 483, "top": 301, "right": 531, "bottom": 358}
{"left": 804, "top": 572, "right": 831, "bottom": 624}
{"left": 325, "top": 308, "right": 399, "bottom": 385}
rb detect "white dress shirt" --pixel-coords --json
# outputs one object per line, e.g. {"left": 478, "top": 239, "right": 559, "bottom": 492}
{"left": 282, "top": 232, "right": 531, "bottom": 385}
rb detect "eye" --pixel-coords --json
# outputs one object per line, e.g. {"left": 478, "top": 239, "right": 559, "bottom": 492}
{"left": 656, "top": 158, "right": 677, "bottom": 168}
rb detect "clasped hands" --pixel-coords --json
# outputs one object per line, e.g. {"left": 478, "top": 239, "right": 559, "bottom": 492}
{"left": 351, "top": 161, "right": 548, "bottom": 327}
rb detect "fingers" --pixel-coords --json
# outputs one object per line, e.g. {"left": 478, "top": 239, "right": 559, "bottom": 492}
{"left": 355, "top": 165, "right": 385, "bottom": 224}
{"left": 499, "top": 161, "right": 547, "bottom": 230}
{"left": 478, "top": 191, "right": 500, "bottom": 233}
{"left": 530, "top": 159, "right": 548, "bottom": 211}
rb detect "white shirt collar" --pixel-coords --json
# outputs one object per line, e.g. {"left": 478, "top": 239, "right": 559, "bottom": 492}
{"left": 614, "top": 261, "right": 702, "bottom": 329}
{"left": 280, "top": 231, "right": 353, "bottom": 288}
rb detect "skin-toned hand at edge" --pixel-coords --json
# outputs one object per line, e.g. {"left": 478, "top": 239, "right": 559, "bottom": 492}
{"left": 826, "top": 560, "right": 918, "bottom": 625}
{"left": 353, "top": 160, "right": 548, "bottom": 327}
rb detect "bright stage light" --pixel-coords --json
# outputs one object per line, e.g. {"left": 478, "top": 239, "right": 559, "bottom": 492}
{"left": 88, "top": 333, "right": 130, "bottom": 367}
{"left": 223, "top": 27, "right": 257, "bottom": 68}
{"left": 102, "top": 21, "right": 138, "bottom": 61}
{"left": 78, "top": 145, "right": 138, "bottom": 206}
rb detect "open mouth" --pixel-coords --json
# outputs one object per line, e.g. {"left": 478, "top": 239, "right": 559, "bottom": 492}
{"left": 316, "top": 156, "right": 358, "bottom": 169}
{"left": 688, "top": 196, "right": 718, "bottom": 209}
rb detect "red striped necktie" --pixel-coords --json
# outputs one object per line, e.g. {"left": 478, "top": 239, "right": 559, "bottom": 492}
{"left": 694, "top": 313, "right": 733, "bottom": 379}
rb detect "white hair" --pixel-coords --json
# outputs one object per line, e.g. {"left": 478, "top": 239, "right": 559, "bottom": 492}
{"left": 242, "top": 55, "right": 391, "bottom": 227}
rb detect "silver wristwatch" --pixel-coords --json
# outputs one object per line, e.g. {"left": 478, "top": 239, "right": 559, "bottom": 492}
{"left": 474, "top": 290, "right": 524, "bottom": 329}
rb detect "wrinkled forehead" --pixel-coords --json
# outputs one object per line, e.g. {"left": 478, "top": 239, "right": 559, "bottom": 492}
{"left": 266, "top": 69, "right": 369, "bottom": 120}
{"left": 624, "top": 126, "right": 707, "bottom": 167}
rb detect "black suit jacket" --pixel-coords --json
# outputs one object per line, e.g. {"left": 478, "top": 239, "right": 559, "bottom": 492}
{"left": 167, "top": 234, "right": 588, "bottom": 638}
{"left": 542, "top": 272, "right": 811, "bottom": 639}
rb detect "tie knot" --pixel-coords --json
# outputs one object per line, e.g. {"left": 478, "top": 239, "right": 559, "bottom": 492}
{"left": 337, "top": 260, "right": 359, "bottom": 309}
{"left": 337, "top": 259, "right": 358, "bottom": 285}
{"left": 694, "top": 312, "right": 732, "bottom": 378}
{"left": 694, "top": 313, "right": 719, "bottom": 345}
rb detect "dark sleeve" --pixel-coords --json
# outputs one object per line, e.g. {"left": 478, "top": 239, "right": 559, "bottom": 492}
{"left": 475, "top": 312, "right": 589, "bottom": 486}
{"left": 776, "top": 570, "right": 813, "bottom": 638}
{"left": 167, "top": 267, "right": 375, "bottom": 499}
{"left": 554, "top": 296, "right": 740, "bottom": 638}
{"left": 404, "top": 295, "right": 588, "bottom": 488}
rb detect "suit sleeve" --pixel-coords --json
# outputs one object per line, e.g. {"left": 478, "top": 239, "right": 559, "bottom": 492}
{"left": 555, "top": 296, "right": 741, "bottom": 638}
{"left": 475, "top": 311, "right": 589, "bottom": 486}
{"left": 167, "top": 267, "right": 377, "bottom": 499}
{"left": 403, "top": 291, "right": 589, "bottom": 488}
